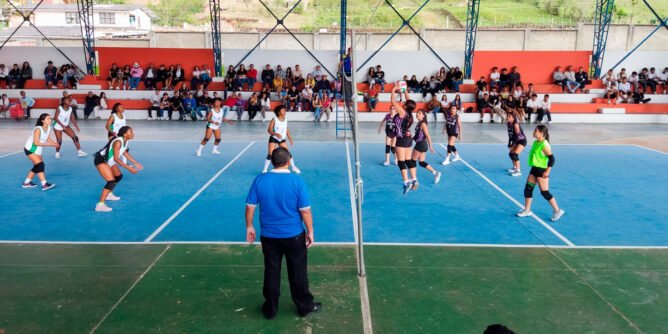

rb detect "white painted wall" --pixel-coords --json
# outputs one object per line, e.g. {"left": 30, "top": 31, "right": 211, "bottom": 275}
{"left": 601, "top": 51, "right": 668, "bottom": 76}
{"left": 0, "top": 47, "right": 86, "bottom": 79}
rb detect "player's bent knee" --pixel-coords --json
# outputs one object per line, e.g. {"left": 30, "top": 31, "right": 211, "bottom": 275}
{"left": 214, "top": 139, "right": 221, "bottom": 145}
{"left": 541, "top": 190, "right": 553, "bottom": 201}
{"left": 398, "top": 160, "right": 407, "bottom": 170}
{"left": 419, "top": 161, "right": 428, "bottom": 168}
{"left": 385, "top": 145, "right": 391, "bottom": 154}
{"left": 114, "top": 174, "right": 123, "bottom": 183}
{"left": 524, "top": 182, "right": 535, "bottom": 198}
{"left": 104, "top": 181, "right": 117, "bottom": 191}
{"left": 32, "top": 162, "right": 45, "bottom": 173}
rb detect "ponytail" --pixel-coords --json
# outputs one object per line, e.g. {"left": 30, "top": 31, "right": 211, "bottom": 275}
{"left": 111, "top": 103, "right": 123, "bottom": 114}
{"left": 35, "top": 113, "right": 50, "bottom": 127}
{"left": 535, "top": 124, "right": 550, "bottom": 142}
{"left": 117, "top": 126, "right": 131, "bottom": 138}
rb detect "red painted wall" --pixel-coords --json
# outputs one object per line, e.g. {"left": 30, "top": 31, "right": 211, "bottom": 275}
{"left": 471, "top": 51, "right": 591, "bottom": 85}
{"left": 96, "top": 47, "right": 214, "bottom": 81}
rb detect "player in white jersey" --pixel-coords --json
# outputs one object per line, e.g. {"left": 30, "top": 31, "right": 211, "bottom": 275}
{"left": 53, "top": 97, "right": 87, "bottom": 159}
{"left": 93, "top": 126, "right": 143, "bottom": 212}
{"left": 22, "top": 113, "right": 59, "bottom": 191}
{"left": 105, "top": 103, "right": 127, "bottom": 139}
{"left": 262, "top": 105, "right": 300, "bottom": 174}
{"left": 196, "top": 98, "right": 234, "bottom": 157}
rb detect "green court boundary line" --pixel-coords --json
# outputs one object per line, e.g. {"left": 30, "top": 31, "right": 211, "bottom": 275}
{"left": 143, "top": 141, "right": 256, "bottom": 242}
{"left": 88, "top": 244, "right": 172, "bottom": 334}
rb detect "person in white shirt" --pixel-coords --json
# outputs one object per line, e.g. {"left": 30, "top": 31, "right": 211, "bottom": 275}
{"left": 312, "top": 65, "right": 323, "bottom": 82}
{"left": 0, "top": 93, "right": 10, "bottom": 118}
{"left": 300, "top": 85, "right": 313, "bottom": 111}
{"left": 93, "top": 92, "right": 107, "bottom": 120}
{"left": 293, "top": 64, "right": 303, "bottom": 80}
{"left": 564, "top": 66, "right": 579, "bottom": 93}
{"left": 628, "top": 71, "right": 640, "bottom": 91}
{"left": 144, "top": 63, "right": 156, "bottom": 90}
{"left": 552, "top": 66, "right": 566, "bottom": 93}
{"left": 536, "top": 94, "right": 552, "bottom": 124}
{"left": 617, "top": 77, "right": 632, "bottom": 103}
{"left": 659, "top": 67, "right": 668, "bottom": 94}
{"left": 147, "top": 89, "right": 161, "bottom": 120}
{"left": 0, "top": 64, "right": 8, "bottom": 87}
{"left": 525, "top": 94, "right": 540, "bottom": 123}
{"left": 602, "top": 69, "right": 617, "bottom": 89}
{"left": 616, "top": 68, "right": 627, "bottom": 82}
{"left": 489, "top": 67, "right": 500, "bottom": 90}
{"left": 648, "top": 67, "right": 660, "bottom": 93}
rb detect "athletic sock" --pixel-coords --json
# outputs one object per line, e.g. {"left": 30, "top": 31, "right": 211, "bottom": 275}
{"left": 24, "top": 178, "right": 31, "bottom": 184}
{"left": 263, "top": 159, "right": 271, "bottom": 172}
{"left": 212, "top": 145, "right": 219, "bottom": 151}
{"left": 197, "top": 144, "right": 204, "bottom": 151}
{"left": 41, "top": 180, "right": 47, "bottom": 186}
{"left": 289, "top": 158, "right": 297, "bottom": 169}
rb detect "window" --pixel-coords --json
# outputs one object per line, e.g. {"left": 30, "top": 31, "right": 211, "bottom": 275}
{"left": 99, "top": 12, "right": 115, "bottom": 25}
{"left": 65, "top": 12, "right": 79, "bottom": 24}
{"left": 129, "top": 15, "right": 136, "bottom": 26}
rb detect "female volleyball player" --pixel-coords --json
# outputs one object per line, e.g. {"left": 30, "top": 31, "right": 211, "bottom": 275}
{"left": 441, "top": 105, "right": 461, "bottom": 165}
{"left": 262, "top": 105, "right": 300, "bottom": 174}
{"left": 22, "top": 113, "right": 58, "bottom": 190}
{"left": 93, "top": 126, "right": 143, "bottom": 212}
{"left": 196, "top": 97, "right": 234, "bottom": 156}
{"left": 54, "top": 96, "right": 87, "bottom": 159}
{"left": 412, "top": 109, "right": 442, "bottom": 187}
{"left": 506, "top": 111, "right": 527, "bottom": 177}
{"left": 390, "top": 85, "right": 417, "bottom": 194}
{"left": 516, "top": 125, "right": 565, "bottom": 222}
{"left": 105, "top": 103, "right": 126, "bottom": 139}
{"left": 377, "top": 104, "right": 398, "bottom": 166}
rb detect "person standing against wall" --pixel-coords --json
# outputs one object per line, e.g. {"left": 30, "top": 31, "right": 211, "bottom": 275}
{"left": 245, "top": 147, "right": 321, "bottom": 319}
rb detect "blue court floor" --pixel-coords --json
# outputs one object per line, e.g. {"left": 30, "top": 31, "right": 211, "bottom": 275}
{"left": 0, "top": 140, "right": 666, "bottom": 247}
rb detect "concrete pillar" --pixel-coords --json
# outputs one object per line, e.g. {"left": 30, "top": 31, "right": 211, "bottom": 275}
{"left": 523, "top": 29, "right": 530, "bottom": 50}
{"left": 575, "top": 22, "right": 583, "bottom": 51}
{"left": 149, "top": 31, "right": 158, "bottom": 48}
{"left": 627, "top": 25, "right": 634, "bottom": 51}
{"left": 314, "top": 32, "right": 319, "bottom": 50}
{"left": 260, "top": 33, "right": 267, "bottom": 49}
{"left": 204, "top": 32, "right": 211, "bottom": 49}
{"left": 418, "top": 29, "right": 424, "bottom": 51}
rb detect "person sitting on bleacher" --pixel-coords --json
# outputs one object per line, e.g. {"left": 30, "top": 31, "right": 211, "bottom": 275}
{"left": 498, "top": 68, "right": 510, "bottom": 91}
{"left": 275, "top": 65, "right": 285, "bottom": 81}
{"left": 200, "top": 64, "right": 212, "bottom": 89}
{"left": 512, "top": 85, "right": 524, "bottom": 99}
{"left": 147, "top": 89, "right": 161, "bottom": 120}
{"left": 287, "top": 86, "right": 300, "bottom": 111}
{"left": 20, "top": 91, "right": 35, "bottom": 119}
{"left": 426, "top": 95, "right": 441, "bottom": 122}
{"left": 659, "top": 67, "right": 668, "bottom": 94}
{"left": 602, "top": 69, "right": 617, "bottom": 89}
{"left": 156, "top": 64, "right": 168, "bottom": 90}
{"left": 107, "top": 63, "right": 119, "bottom": 90}
{"left": 526, "top": 94, "right": 540, "bottom": 123}
{"left": 648, "top": 67, "right": 660, "bottom": 93}
{"left": 516, "top": 95, "right": 527, "bottom": 121}
{"left": 575, "top": 67, "right": 590, "bottom": 93}
{"left": 8, "top": 64, "right": 21, "bottom": 89}
{"left": 305, "top": 73, "right": 315, "bottom": 91}
{"left": 293, "top": 65, "right": 305, "bottom": 89}
{"left": 452, "top": 67, "right": 464, "bottom": 92}
{"left": 247, "top": 64, "right": 258, "bottom": 91}
{"left": 177, "top": 82, "right": 189, "bottom": 96}
{"left": 605, "top": 84, "right": 619, "bottom": 105}
{"left": 158, "top": 93, "right": 171, "bottom": 120}
{"left": 43, "top": 61, "right": 58, "bottom": 89}
{"left": 489, "top": 67, "right": 500, "bottom": 90}
{"left": 477, "top": 93, "right": 494, "bottom": 123}
{"left": 628, "top": 71, "right": 639, "bottom": 91}
{"left": 633, "top": 87, "right": 651, "bottom": 104}
{"left": 508, "top": 66, "right": 521, "bottom": 90}
{"left": 526, "top": 83, "right": 536, "bottom": 97}
{"left": 170, "top": 91, "right": 186, "bottom": 121}
{"left": 0, "top": 64, "right": 8, "bottom": 87}
{"left": 84, "top": 91, "right": 100, "bottom": 120}
{"left": 234, "top": 92, "right": 247, "bottom": 120}
{"left": 617, "top": 77, "right": 632, "bottom": 103}
{"left": 262, "top": 64, "right": 275, "bottom": 90}
{"left": 313, "top": 74, "right": 331, "bottom": 99}
{"left": 121, "top": 65, "right": 131, "bottom": 90}
{"left": 173, "top": 64, "right": 186, "bottom": 88}
{"left": 564, "top": 65, "right": 579, "bottom": 94}
{"left": 638, "top": 68, "right": 655, "bottom": 93}
{"left": 143, "top": 63, "right": 157, "bottom": 90}
{"left": 537, "top": 94, "right": 552, "bottom": 124}
{"left": 272, "top": 74, "right": 283, "bottom": 93}
{"left": 552, "top": 66, "right": 566, "bottom": 93}
{"left": 312, "top": 65, "right": 324, "bottom": 82}
{"left": 191, "top": 65, "right": 202, "bottom": 91}
{"left": 183, "top": 93, "right": 198, "bottom": 121}
{"left": 301, "top": 85, "right": 313, "bottom": 112}
{"left": 408, "top": 75, "right": 420, "bottom": 93}
{"left": 616, "top": 68, "right": 628, "bottom": 82}
{"left": 0, "top": 94, "right": 10, "bottom": 118}
{"left": 18, "top": 62, "right": 33, "bottom": 89}
{"left": 374, "top": 65, "right": 386, "bottom": 92}
{"left": 475, "top": 76, "right": 487, "bottom": 97}
{"left": 93, "top": 92, "right": 107, "bottom": 120}
{"left": 195, "top": 90, "right": 212, "bottom": 120}
{"left": 130, "top": 63, "right": 143, "bottom": 90}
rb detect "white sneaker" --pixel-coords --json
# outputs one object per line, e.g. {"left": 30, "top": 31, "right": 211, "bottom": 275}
{"left": 147, "top": 117, "right": 154, "bottom": 121}
{"left": 77, "top": 150, "right": 88, "bottom": 157}
{"left": 393, "top": 160, "right": 398, "bottom": 165}
{"left": 196, "top": 150, "right": 202, "bottom": 157}
{"left": 382, "top": 161, "right": 390, "bottom": 166}
{"left": 441, "top": 159, "right": 450, "bottom": 165}
{"left": 212, "top": 149, "right": 221, "bottom": 155}
{"left": 106, "top": 192, "right": 121, "bottom": 201}
{"left": 262, "top": 169, "right": 268, "bottom": 174}
{"left": 551, "top": 209, "right": 565, "bottom": 222}
{"left": 434, "top": 171, "right": 442, "bottom": 184}
{"left": 452, "top": 155, "right": 461, "bottom": 162}
{"left": 55, "top": 152, "right": 60, "bottom": 159}
{"left": 511, "top": 170, "right": 522, "bottom": 177}
{"left": 95, "top": 202, "right": 113, "bottom": 212}
{"left": 292, "top": 167, "right": 301, "bottom": 174}
{"left": 516, "top": 210, "right": 532, "bottom": 217}
{"left": 507, "top": 168, "right": 517, "bottom": 173}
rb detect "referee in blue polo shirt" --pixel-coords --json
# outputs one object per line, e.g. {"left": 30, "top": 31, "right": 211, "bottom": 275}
{"left": 245, "top": 147, "right": 321, "bottom": 319}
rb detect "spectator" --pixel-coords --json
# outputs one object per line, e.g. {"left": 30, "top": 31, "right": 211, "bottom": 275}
{"left": 275, "top": 65, "right": 285, "bottom": 80}
{"left": 19, "top": 90, "right": 35, "bottom": 119}
{"left": 93, "top": 92, "right": 107, "bottom": 120}
{"left": 436, "top": 67, "right": 447, "bottom": 92}
{"left": 312, "top": 65, "right": 323, "bottom": 82}
{"left": 144, "top": 63, "right": 157, "bottom": 90}
{"left": 478, "top": 93, "right": 494, "bottom": 123}
{"left": 564, "top": 65, "right": 579, "bottom": 93}
{"left": 121, "top": 64, "right": 131, "bottom": 90}
{"left": 8, "top": 64, "right": 21, "bottom": 89}
{"left": 452, "top": 66, "right": 464, "bottom": 92}
{"left": 156, "top": 64, "right": 168, "bottom": 90}
{"left": 287, "top": 86, "right": 299, "bottom": 111}
{"left": 107, "top": 63, "right": 120, "bottom": 89}
{"left": 638, "top": 68, "right": 652, "bottom": 92}
{"left": 195, "top": 90, "right": 212, "bottom": 120}
{"left": 0, "top": 94, "right": 10, "bottom": 118}
{"left": 183, "top": 92, "right": 198, "bottom": 121}
{"left": 575, "top": 67, "right": 590, "bottom": 92}
{"left": 508, "top": 66, "right": 521, "bottom": 90}
{"left": 525, "top": 83, "right": 536, "bottom": 97}
{"left": 247, "top": 64, "right": 258, "bottom": 91}
{"left": 158, "top": 93, "right": 171, "bottom": 120}
{"left": 234, "top": 92, "right": 247, "bottom": 120}
{"left": 170, "top": 91, "right": 186, "bottom": 121}
{"left": 43, "top": 61, "right": 58, "bottom": 88}
{"left": 628, "top": 71, "right": 640, "bottom": 91}
{"left": 173, "top": 64, "right": 185, "bottom": 86}
{"left": 262, "top": 64, "right": 275, "bottom": 90}
{"left": 305, "top": 73, "right": 315, "bottom": 90}
{"left": 408, "top": 75, "right": 420, "bottom": 93}
{"left": 659, "top": 67, "right": 668, "bottom": 94}
{"left": 260, "top": 91, "right": 271, "bottom": 121}
{"left": 526, "top": 94, "right": 540, "bottom": 123}
{"left": 285, "top": 67, "right": 294, "bottom": 82}
{"left": 617, "top": 68, "right": 628, "bottom": 82}
{"left": 648, "top": 67, "right": 659, "bottom": 93}
{"left": 452, "top": 93, "right": 463, "bottom": 112}
{"left": 222, "top": 92, "right": 238, "bottom": 119}
{"left": 537, "top": 94, "right": 552, "bottom": 124}
{"left": 419, "top": 76, "right": 431, "bottom": 99}
{"left": 426, "top": 94, "right": 441, "bottom": 122}
{"left": 293, "top": 64, "right": 304, "bottom": 82}
{"left": 272, "top": 73, "right": 284, "bottom": 93}
{"left": 367, "top": 83, "right": 379, "bottom": 112}
{"left": 633, "top": 87, "right": 651, "bottom": 104}
{"left": 247, "top": 92, "right": 261, "bottom": 121}
{"left": 605, "top": 84, "right": 619, "bottom": 105}
{"left": 320, "top": 94, "right": 332, "bottom": 122}
{"left": 313, "top": 74, "right": 331, "bottom": 99}
{"left": 237, "top": 64, "right": 249, "bottom": 91}
{"left": 18, "top": 61, "right": 32, "bottom": 89}
{"left": 200, "top": 64, "right": 212, "bottom": 89}
{"left": 191, "top": 65, "right": 202, "bottom": 90}
{"left": 499, "top": 68, "right": 510, "bottom": 91}
{"left": 366, "top": 67, "right": 376, "bottom": 86}
{"left": 0, "top": 64, "right": 7, "bottom": 87}
{"left": 475, "top": 76, "right": 487, "bottom": 95}
{"left": 374, "top": 65, "right": 386, "bottom": 92}
{"left": 177, "top": 82, "right": 189, "bottom": 95}
{"left": 552, "top": 66, "right": 566, "bottom": 93}
{"left": 515, "top": 95, "right": 527, "bottom": 121}
{"left": 301, "top": 85, "right": 313, "bottom": 112}
{"left": 602, "top": 69, "right": 617, "bottom": 89}
{"left": 83, "top": 91, "right": 100, "bottom": 120}
{"left": 129, "top": 62, "right": 143, "bottom": 90}
{"left": 489, "top": 66, "right": 500, "bottom": 90}
{"left": 164, "top": 65, "right": 176, "bottom": 91}
{"left": 617, "top": 77, "right": 632, "bottom": 103}
{"left": 312, "top": 94, "right": 322, "bottom": 121}
{"left": 148, "top": 89, "right": 161, "bottom": 120}
{"left": 512, "top": 85, "right": 524, "bottom": 99}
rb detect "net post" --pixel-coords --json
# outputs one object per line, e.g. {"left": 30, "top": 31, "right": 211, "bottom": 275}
{"left": 350, "top": 30, "right": 366, "bottom": 278}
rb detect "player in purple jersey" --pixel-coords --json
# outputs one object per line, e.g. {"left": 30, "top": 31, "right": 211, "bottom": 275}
{"left": 441, "top": 105, "right": 461, "bottom": 165}
{"left": 506, "top": 111, "right": 528, "bottom": 176}
{"left": 378, "top": 105, "right": 398, "bottom": 166}
{"left": 411, "top": 110, "right": 442, "bottom": 189}
{"left": 390, "top": 84, "right": 417, "bottom": 194}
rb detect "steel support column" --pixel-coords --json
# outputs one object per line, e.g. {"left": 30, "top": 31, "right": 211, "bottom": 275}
{"left": 76, "top": 0, "right": 95, "bottom": 75}
{"left": 464, "top": 0, "right": 480, "bottom": 79}
{"left": 340, "top": 0, "right": 347, "bottom": 58}
{"left": 590, "top": 0, "right": 615, "bottom": 78}
{"left": 209, "top": 0, "right": 223, "bottom": 76}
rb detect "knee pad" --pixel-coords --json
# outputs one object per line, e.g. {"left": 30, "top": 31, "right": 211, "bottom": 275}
{"left": 32, "top": 162, "right": 45, "bottom": 173}
{"left": 397, "top": 160, "right": 407, "bottom": 170}
{"left": 406, "top": 160, "right": 417, "bottom": 169}
{"left": 385, "top": 145, "right": 391, "bottom": 154}
{"left": 72, "top": 136, "right": 79, "bottom": 143}
{"left": 451, "top": 145, "right": 457, "bottom": 153}
{"left": 390, "top": 146, "right": 396, "bottom": 154}
{"left": 509, "top": 153, "right": 519, "bottom": 161}
{"left": 541, "top": 190, "right": 553, "bottom": 201}
{"left": 446, "top": 145, "right": 452, "bottom": 153}
{"left": 201, "top": 137, "right": 210, "bottom": 144}
{"left": 214, "top": 138, "right": 221, "bottom": 145}
{"left": 104, "top": 180, "right": 117, "bottom": 191}
{"left": 524, "top": 182, "right": 535, "bottom": 198}
{"left": 266, "top": 154, "right": 271, "bottom": 160}
{"left": 114, "top": 174, "right": 123, "bottom": 183}
{"left": 419, "top": 161, "right": 428, "bottom": 168}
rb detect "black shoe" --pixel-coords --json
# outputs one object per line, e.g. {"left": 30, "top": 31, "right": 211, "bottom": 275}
{"left": 299, "top": 302, "right": 322, "bottom": 317}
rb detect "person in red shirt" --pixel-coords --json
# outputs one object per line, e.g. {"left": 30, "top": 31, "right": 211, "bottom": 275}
{"left": 247, "top": 64, "right": 258, "bottom": 91}
{"left": 222, "top": 93, "right": 238, "bottom": 118}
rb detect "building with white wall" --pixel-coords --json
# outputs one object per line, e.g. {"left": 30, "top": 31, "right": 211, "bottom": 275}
{"left": 13, "top": 4, "right": 155, "bottom": 32}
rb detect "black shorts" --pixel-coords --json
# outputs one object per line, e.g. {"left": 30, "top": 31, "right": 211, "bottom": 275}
{"left": 447, "top": 131, "right": 458, "bottom": 138}
{"left": 269, "top": 136, "right": 286, "bottom": 145}
{"left": 94, "top": 154, "right": 106, "bottom": 166}
{"left": 513, "top": 139, "right": 527, "bottom": 147}
{"left": 24, "top": 148, "right": 34, "bottom": 156}
{"left": 530, "top": 166, "right": 547, "bottom": 178}
{"left": 396, "top": 136, "right": 413, "bottom": 148}
{"left": 385, "top": 130, "right": 397, "bottom": 138}
{"left": 414, "top": 140, "right": 428, "bottom": 153}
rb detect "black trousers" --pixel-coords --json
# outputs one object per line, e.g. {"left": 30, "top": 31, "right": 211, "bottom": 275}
{"left": 261, "top": 232, "right": 314, "bottom": 317}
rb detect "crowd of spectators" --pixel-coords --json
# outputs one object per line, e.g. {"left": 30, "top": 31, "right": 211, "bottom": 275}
{"left": 602, "top": 67, "right": 667, "bottom": 104}
{"left": 106, "top": 62, "right": 213, "bottom": 91}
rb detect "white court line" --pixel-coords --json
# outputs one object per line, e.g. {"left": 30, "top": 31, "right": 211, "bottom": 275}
{"left": 88, "top": 244, "right": 171, "bottom": 334}
{"left": 345, "top": 142, "right": 373, "bottom": 334}
{"left": 0, "top": 150, "right": 21, "bottom": 158}
{"left": 439, "top": 144, "right": 576, "bottom": 247}
{"left": 632, "top": 144, "right": 668, "bottom": 156}
{"left": 143, "top": 142, "right": 255, "bottom": 242}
